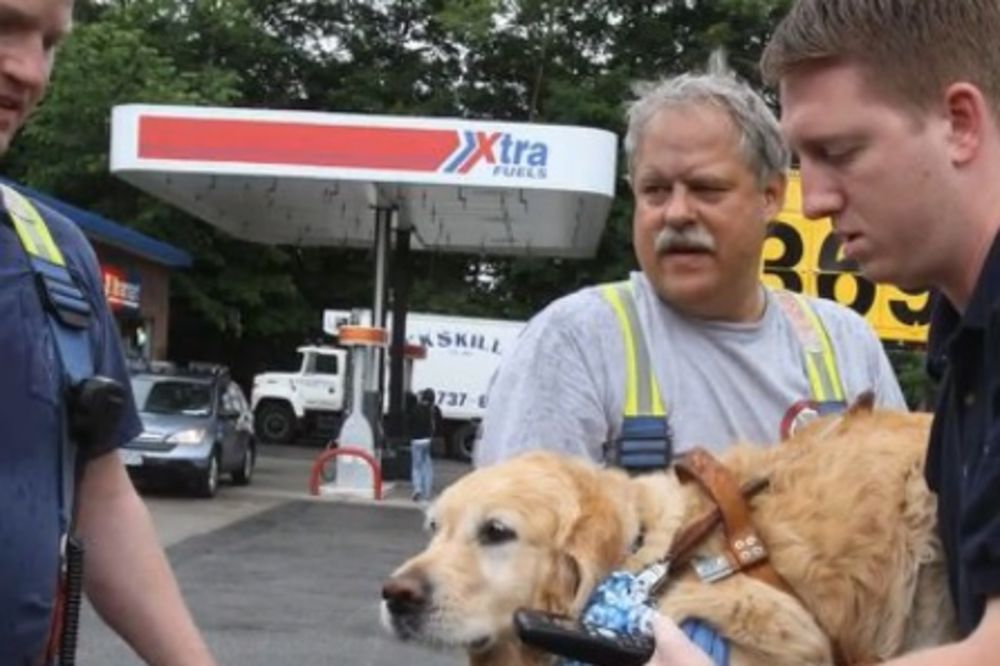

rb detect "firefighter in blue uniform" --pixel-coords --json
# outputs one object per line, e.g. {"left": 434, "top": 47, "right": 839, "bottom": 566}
{"left": 0, "top": 1, "right": 215, "bottom": 663}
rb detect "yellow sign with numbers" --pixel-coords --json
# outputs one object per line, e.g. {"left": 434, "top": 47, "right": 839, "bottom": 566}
{"left": 761, "top": 172, "right": 930, "bottom": 345}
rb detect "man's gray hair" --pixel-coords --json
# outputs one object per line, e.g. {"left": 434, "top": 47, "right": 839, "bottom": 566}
{"left": 624, "top": 52, "right": 790, "bottom": 186}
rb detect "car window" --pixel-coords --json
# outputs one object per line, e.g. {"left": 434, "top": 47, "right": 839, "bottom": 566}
{"left": 130, "top": 376, "right": 155, "bottom": 409}
{"left": 228, "top": 384, "right": 248, "bottom": 411}
{"left": 312, "top": 354, "right": 338, "bottom": 375}
{"left": 218, "top": 385, "right": 232, "bottom": 414}
{"left": 222, "top": 384, "right": 243, "bottom": 414}
{"left": 140, "top": 380, "right": 213, "bottom": 416}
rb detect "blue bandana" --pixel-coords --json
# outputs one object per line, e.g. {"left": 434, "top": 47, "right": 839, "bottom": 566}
{"left": 558, "top": 565, "right": 730, "bottom": 666}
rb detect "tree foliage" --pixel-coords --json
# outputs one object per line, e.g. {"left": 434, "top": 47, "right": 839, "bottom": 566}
{"left": 887, "top": 349, "right": 936, "bottom": 411}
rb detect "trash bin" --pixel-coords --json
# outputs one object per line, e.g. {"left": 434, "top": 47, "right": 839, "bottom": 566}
{"left": 381, "top": 436, "right": 412, "bottom": 481}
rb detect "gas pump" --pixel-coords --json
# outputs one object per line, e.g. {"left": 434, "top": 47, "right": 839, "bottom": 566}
{"left": 334, "top": 324, "right": 388, "bottom": 496}
{"left": 320, "top": 321, "right": 427, "bottom": 496}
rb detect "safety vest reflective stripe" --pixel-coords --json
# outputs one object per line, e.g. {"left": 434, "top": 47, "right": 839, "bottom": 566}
{"left": 1, "top": 184, "right": 91, "bottom": 329}
{"left": 1, "top": 184, "right": 66, "bottom": 266}
{"left": 600, "top": 282, "right": 846, "bottom": 417}
{"left": 771, "top": 290, "right": 846, "bottom": 403}
{"left": 600, "top": 282, "right": 666, "bottom": 417}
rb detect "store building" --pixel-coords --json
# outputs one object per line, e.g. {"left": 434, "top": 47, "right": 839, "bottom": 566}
{"left": 7, "top": 180, "right": 192, "bottom": 362}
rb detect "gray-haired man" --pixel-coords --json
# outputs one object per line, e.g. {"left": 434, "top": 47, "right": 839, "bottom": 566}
{"left": 476, "top": 56, "right": 904, "bottom": 471}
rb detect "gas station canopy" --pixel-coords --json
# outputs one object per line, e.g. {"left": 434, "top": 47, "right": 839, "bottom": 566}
{"left": 110, "top": 105, "right": 619, "bottom": 258}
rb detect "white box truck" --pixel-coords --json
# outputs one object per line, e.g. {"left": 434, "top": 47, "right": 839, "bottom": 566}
{"left": 250, "top": 311, "right": 525, "bottom": 459}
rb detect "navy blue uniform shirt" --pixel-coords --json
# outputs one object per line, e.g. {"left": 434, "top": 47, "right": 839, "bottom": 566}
{"left": 0, "top": 198, "right": 141, "bottom": 664}
{"left": 926, "top": 228, "right": 1000, "bottom": 637}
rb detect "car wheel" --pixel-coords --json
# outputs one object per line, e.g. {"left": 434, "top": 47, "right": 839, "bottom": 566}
{"left": 232, "top": 442, "right": 255, "bottom": 486}
{"left": 255, "top": 403, "right": 295, "bottom": 444}
{"left": 193, "top": 449, "right": 220, "bottom": 498}
{"left": 449, "top": 423, "right": 477, "bottom": 462}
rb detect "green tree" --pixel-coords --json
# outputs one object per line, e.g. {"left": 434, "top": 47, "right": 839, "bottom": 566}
{"left": 887, "top": 348, "right": 935, "bottom": 411}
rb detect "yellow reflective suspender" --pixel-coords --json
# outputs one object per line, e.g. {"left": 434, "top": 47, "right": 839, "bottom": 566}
{"left": 600, "top": 281, "right": 671, "bottom": 471}
{"left": 601, "top": 284, "right": 845, "bottom": 407}
{"left": 2, "top": 184, "right": 92, "bottom": 329}
{"left": 599, "top": 281, "right": 846, "bottom": 468}
{"left": 771, "top": 289, "right": 846, "bottom": 403}
{"left": 2, "top": 184, "right": 67, "bottom": 266}
{"left": 599, "top": 281, "right": 666, "bottom": 418}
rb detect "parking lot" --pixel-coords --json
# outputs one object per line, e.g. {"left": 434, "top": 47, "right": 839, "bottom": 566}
{"left": 77, "top": 445, "right": 470, "bottom": 665}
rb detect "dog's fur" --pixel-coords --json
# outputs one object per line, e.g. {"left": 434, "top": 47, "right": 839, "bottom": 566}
{"left": 381, "top": 409, "right": 957, "bottom": 665}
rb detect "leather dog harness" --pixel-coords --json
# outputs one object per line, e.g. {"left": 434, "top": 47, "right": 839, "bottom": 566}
{"left": 674, "top": 449, "right": 794, "bottom": 594}
{"left": 669, "top": 447, "right": 855, "bottom": 666}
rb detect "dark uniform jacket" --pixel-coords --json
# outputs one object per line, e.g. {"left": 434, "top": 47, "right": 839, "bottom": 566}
{"left": 926, "top": 229, "right": 1000, "bottom": 636}
{"left": 0, "top": 197, "right": 141, "bottom": 662}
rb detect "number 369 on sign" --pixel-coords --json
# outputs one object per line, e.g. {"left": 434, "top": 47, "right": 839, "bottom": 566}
{"left": 760, "top": 172, "right": 929, "bottom": 346}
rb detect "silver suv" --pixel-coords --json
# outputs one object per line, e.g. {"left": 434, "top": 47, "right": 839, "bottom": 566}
{"left": 123, "top": 366, "right": 255, "bottom": 497}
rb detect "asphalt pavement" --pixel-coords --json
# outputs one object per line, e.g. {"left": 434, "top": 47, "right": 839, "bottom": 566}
{"left": 76, "top": 452, "right": 471, "bottom": 665}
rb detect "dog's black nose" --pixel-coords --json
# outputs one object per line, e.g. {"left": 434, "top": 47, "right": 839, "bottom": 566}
{"left": 382, "top": 573, "right": 430, "bottom": 616}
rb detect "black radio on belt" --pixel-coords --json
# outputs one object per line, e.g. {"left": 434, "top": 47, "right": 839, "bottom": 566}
{"left": 67, "top": 376, "right": 127, "bottom": 454}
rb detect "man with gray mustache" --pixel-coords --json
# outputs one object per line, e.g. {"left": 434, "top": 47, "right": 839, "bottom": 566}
{"left": 475, "top": 56, "right": 905, "bottom": 469}
{"left": 656, "top": 223, "right": 716, "bottom": 256}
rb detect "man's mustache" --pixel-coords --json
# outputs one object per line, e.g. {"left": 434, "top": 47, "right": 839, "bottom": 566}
{"left": 655, "top": 225, "right": 716, "bottom": 254}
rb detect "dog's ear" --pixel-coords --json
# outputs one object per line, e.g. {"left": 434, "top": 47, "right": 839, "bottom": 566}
{"left": 847, "top": 389, "right": 876, "bottom": 416}
{"left": 534, "top": 466, "right": 634, "bottom": 616}
{"left": 537, "top": 551, "right": 583, "bottom": 617}
{"left": 558, "top": 495, "right": 630, "bottom": 614}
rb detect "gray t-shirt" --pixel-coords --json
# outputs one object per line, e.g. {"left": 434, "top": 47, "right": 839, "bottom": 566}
{"left": 475, "top": 272, "right": 906, "bottom": 467}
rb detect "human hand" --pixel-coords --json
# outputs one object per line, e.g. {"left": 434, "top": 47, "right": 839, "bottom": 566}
{"left": 644, "top": 614, "right": 714, "bottom": 666}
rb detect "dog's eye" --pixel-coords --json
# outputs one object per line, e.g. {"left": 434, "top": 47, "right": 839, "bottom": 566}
{"left": 426, "top": 518, "right": 438, "bottom": 533}
{"left": 478, "top": 519, "right": 516, "bottom": 545}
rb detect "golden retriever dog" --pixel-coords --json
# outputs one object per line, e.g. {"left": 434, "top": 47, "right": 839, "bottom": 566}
{"left": 381, "top": 408, "right": 957, "bottom": 665}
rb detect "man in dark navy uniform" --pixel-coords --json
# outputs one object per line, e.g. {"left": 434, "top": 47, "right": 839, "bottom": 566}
{"left": 765, "top": 0, "right": 1000, "bottom": 661}
{"left": 647, "top": 1, "right": 1000, "bottom": 664}
{"left": 0, "top": 1, "right": 216, "bottom": 664}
